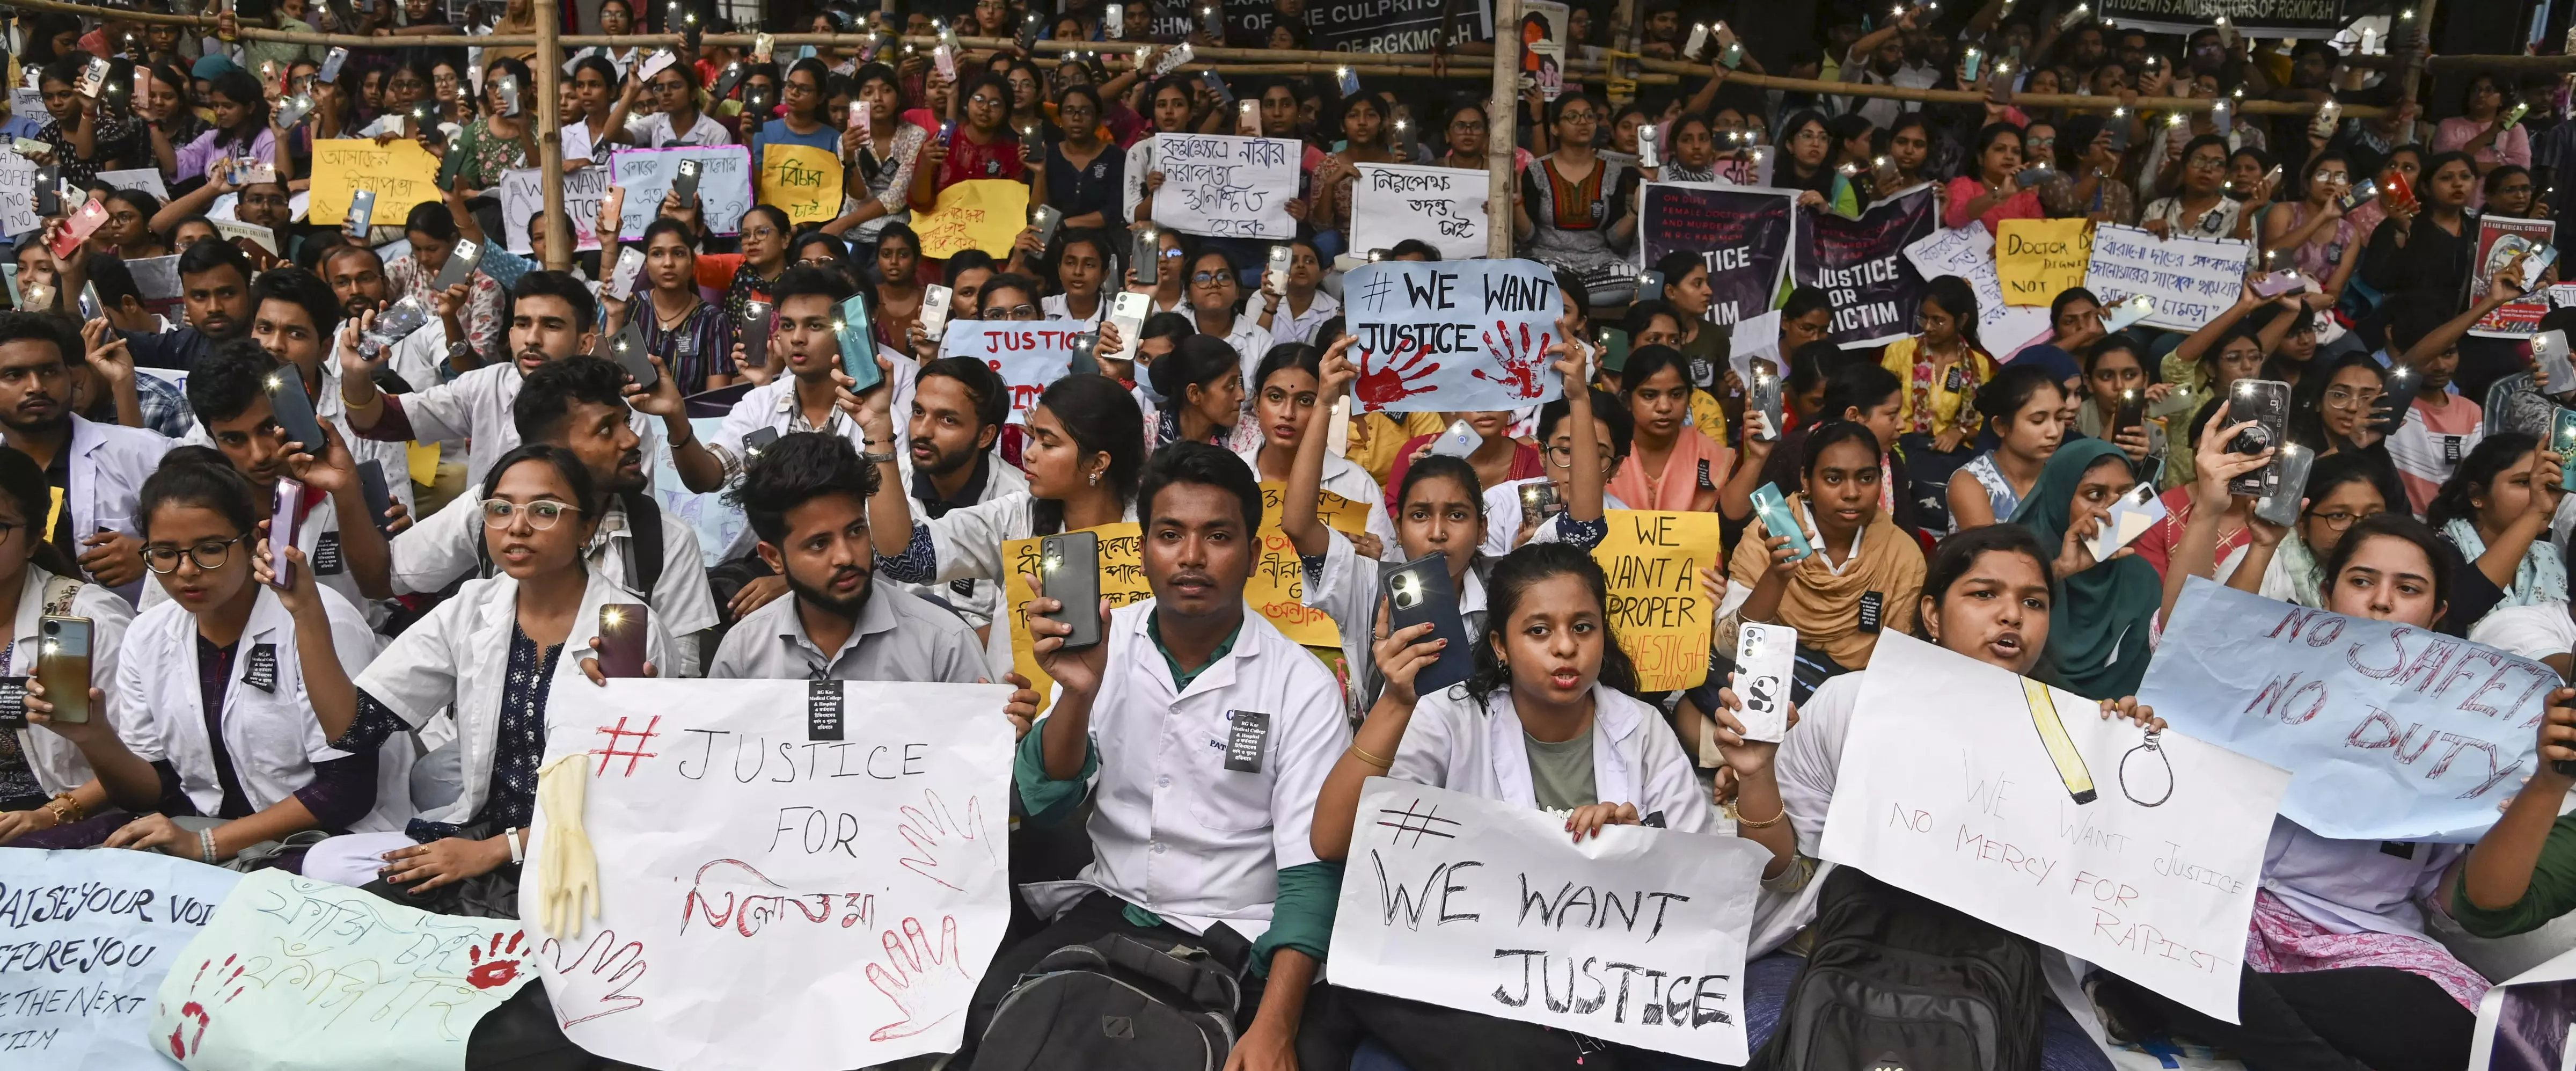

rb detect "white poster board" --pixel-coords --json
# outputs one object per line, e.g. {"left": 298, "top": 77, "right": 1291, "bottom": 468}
{"left": 2084, "top": 224, "right": 2255, "bottom": 332}
{"left": 0, "top": 152, "right": 38, "bottom": 237}
{"left": 1349, "top": 162, "right": 1489, "bottom": 260}
{"left": 96, "top": 167, "right": 170, "bottom": 201}
{"left": 525, "top": 679, "right": 1015, "bottom": 1070}
{"left": 0, "top": 851, "right": 240, "bottom": 1070}
{"left": 1327, "top": 779, "right": 1769, "bottom": 1063}
{"left": 1823, "top": 631, "right": 2288, "bottom": 1022}
{"left": 1147, "top": 133, "right": 1301, "bottom": 239}
{"left": 605, "top": 145, "right": 755, "bottom": 239}
{"left": 1904, "top": 223, "right": 2053, "bottom": 358}
{"left": 500, "top": 165, "right": 610, "bottom": 253}
{"left": 939, "top": 319, "right": 1081, "bottom": 424}
{"left": 1342, "top": 258, "right": 1568, "bottom": 412}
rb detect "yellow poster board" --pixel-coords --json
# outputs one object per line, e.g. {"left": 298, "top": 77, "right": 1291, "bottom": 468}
{"left": 1592, "top": 509, "right": 1724, "bottom": 691}
{"left": 1003, "top": 523, "right": 1152, "bottom": 709}
{"left": 912, "top": 179, "right": 1030, "bottom": 260}
{"left": 757, "top": 143, "right": 846, "bottom": 225}
{"left": 1256, "top": 482, "right": 1371, "bottom": 536}
{"left": 308, "top": 140, "right": 447, "bottom": 227}
{"left": 1996, "top": 218, "right": 2094, "bottom": 308}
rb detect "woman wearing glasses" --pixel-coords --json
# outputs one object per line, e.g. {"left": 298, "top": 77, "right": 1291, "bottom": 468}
{"left": 2143, "top": 134, "right": 2250, "bottom": 242}
{"left": 0, "top": 450, "right": 135, "bottom": 849}
{"left": 2261, "top": 150, "right": 2365, "bottom": 285}
{"left": 1512, "top": 93, "right": 1641, "bottom": 309}
{"left": 2289, "top": 350, "right": 2409, "bottom": 511}
{"left": 19, "top": 449, "right": 404, "bottom": 864}
{"left": 1183, "top": 249, "right": 1271, "bottom": 412}
{"left": 2230, "top": 450, "right": 2390, "bottom": 609}
{"left": 296, "top": 444, "right": 672, "bottom": 905}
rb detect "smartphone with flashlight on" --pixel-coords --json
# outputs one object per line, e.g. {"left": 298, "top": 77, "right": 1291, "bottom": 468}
{"left": 671, "top": 158, "right": 703, "bottom": 208}
{"left": 596, "top": 603, "right": 649, "bottom": 677}
{"left": 1383, "top": 553, "right": 1476, "bottom": 695}
{"left": 265, "top": 372, "right": 328, "bottom": 455}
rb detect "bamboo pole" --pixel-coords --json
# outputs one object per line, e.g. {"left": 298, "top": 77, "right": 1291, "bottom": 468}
{"left": 1487, "top": 0, "right": 1518, "bottom": 259}
{"left": 2399, "top": 0, "right": 2438, "bottom": 105}
{"left": 533, "top": 0, "right": 569, "bottom": 271}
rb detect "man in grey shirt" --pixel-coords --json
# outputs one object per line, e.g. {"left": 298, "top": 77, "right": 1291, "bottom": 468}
{"left": 707, "top": 431, "right": 991, "bottom": 683}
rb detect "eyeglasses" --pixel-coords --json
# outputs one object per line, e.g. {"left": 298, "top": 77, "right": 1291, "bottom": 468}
{"left": 143, "top": 535, "right": 250, "bottom": 573}
{"left": 2187, "top": 156, "right": 2228, "bottom": 171}
{"left": 2312, "top": 171, "right": 2350, "bottom": 183}
{"left": 1543, "top": 445, "right": 1616, "bottom": 471}
{"left": 986, "top": 303, "right": 1040, "bottom": 318}
{"left": 2323, "top": 384, "right": 2383, "bottom": 410}
{"left": 1791, "top": 128, "right": 1831, "bottom": 144}
{"left": 2308, "top": 507, "right": 2379, "bottom": 530}
{"left": 1191, "top": 271, "right": 1233, "bottom": 288}
{"left": 479, "top": 498, "right": 581, "bottom": 529}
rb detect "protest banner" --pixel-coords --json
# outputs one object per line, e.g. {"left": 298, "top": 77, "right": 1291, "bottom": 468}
{"left": 8, "top": 89, "right": 42, "bottom": 125}
{"left": 1148, "top": 134, "right": 1301, "bottom": 240}
{"left": 308, "top": 140, "right": 445, "bottom": 227}
{"left": 1002, "top": 522, "right": 1152, "bottom": 707}
{"left": 1246, "top": 482, "right": 1370, "bottom": 650}
{"left": 610, "top": 145, "right": 755, "bottom": 239}
{"left": 2100, "top": 0, "right": 2354, "bottom": 38}
{"left": 0, "top": 153, "right": 37, "bottom": 237}
{"left": 2083, "top": 224, "right": 2254, "bottom": 332}
{"left": 758, "top": 143, "right": 846, "bottom": 226}
{"left": 501, "top": 165, "right": 609, "bottom": 253}
{"left": 1312, "top": 0, "right": 1490, "bottom": 53}
{"left": 1792, "top": 184, "right": 1939, "bottom": 348}
{"left": 0, "top": 851, "right": 239, "bottom": 1069}
{"left": 1996, "top": 218, "right": 2094, "bottom": 307}
{"left": 210, "top": 218, "right": 277, "bottom": 257}
{"left": 96, "top": 167, "right": 169, "bottom": 201}
{"left": 2470, "top": 215, "right": 2556, "bottom": 338}
{"left": 1350, "top": 163, "right": 1489, "bottom": 260}
{"left": 2468, "top": 946, "right": 2576, "bottom": 1071}
{"left": 528, "top": 679, "right": 1014, "bottom": 1070}
{"left": 1594, "top": 511, "right": 1723, "bottom": 691}
{"left": 1636, "top": 183, "right": 1795, "bottom": 327}
{"left": 912, "top": 180, "right": 1030, "bottom": 260}
{"left": 1329, "top": 779, "right": 1770, "bottom": 1062}
{"left": 1342, "top": 258, "right": 1566, "bottom": 412}
{"left": 938, "top": 320, "right": 1079, "bottom": 424}
{"left": 2139, "top": 577, "right": 2555, "bottom": 842}
{"left": 151, "top": 869, "right": 531, "bottom": 1070}
{"left": 1905, "top": 223, "right": 2055, "bottom": 360}
{"left": 1827, "top": 630, "right": 2287, "bottom": 1022}
{"left": 653, "top": 416, "right": 750, "bottom": 567}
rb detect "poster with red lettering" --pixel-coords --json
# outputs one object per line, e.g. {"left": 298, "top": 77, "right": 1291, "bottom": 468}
{"left": 938, "top": 320, "right": 1082, "bottom": 424}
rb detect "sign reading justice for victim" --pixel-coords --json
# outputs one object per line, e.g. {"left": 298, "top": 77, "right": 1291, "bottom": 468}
{"left": 1343, "top": 259, "right": 1565, "bottom": 413}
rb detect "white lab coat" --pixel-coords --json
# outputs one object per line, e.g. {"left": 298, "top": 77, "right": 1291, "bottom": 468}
{"left": 138, "top": 487, "right": 370, "bottom": 618}
{"left": 394, "top": 361, "right": 665, "bottom": 492}
{"left": 1389, "top": 680, "right": 1714, "bottom": 833}
{"left": 61, "top": 413, "right": 176, "bottom": 604}
{"left": 917, "top": 490, "right": 1137, "bottom": 675}
{"left": 5, "top": 567, "right": 134, "bottom": 795}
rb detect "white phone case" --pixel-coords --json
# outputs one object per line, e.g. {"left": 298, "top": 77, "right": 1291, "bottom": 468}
{"left": 1732, "top": 623, "right": 1795, "bottom": 744}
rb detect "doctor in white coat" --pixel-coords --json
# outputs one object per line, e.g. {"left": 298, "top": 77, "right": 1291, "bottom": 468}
{"left": 0, "top": 314, "right": 173, "bottom": 606}
{"left": 0, "top": 449, "right": 134, "bottom": 847}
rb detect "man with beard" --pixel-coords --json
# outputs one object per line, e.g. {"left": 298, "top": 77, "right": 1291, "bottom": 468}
{"left": 1836, "top": 5, "right": 1935, "bottom": 129}
{"left": 0, "top": 313, "right": 171, "bottom": 603}
{"left": 706, "top": 432, "right": 986, "bottom": 683}
{"left": 382, "top": 356, "right": 719, "bottom": 674}
{"left": 180, "top": 341, "right": 401, "bottom": 611}
{"left": 321, "top": 245, "right": 392, "bottom": 318}
{"left": 55, "top": 237, "right": 255, "bottom": 373}
{"left": 150, "top": 174, "right": 298, "bottom": 270}
{"left": 235, "top": 266, "right": 416, "bottom": 518}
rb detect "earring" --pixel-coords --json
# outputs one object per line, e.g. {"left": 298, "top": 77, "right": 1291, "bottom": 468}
{"left": 1087, "top": 470, "right": 1100, "bottom": 486}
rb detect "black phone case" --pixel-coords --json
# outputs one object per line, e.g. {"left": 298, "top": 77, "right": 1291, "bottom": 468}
{"left": 744, "top": 426, "right": 781, "bottom": 455}
{"left": 611, "top": 323, "right": 656, "bottom": 388}
{"left": 1135, "top": 234, "right": 1160, "bottom": 286}
{"left": 672, "top": 165, "right": 702, "bottom": 208}
{"left": 1038, "top": 531, "right": 1103, "bottom": 650}
{"left": 2114, "top": 392, "right": 2145, "bottom": 432}
{"left": 597, "top": 603, "right": 649, "bottom": 677}
{"left": 356, "top": 460, "right": 397, "bottom": 534}
{"left": 266, "top": 377, "right": 328, "bottom": 455}
{"left": 2373, "top": 369, "right": 2422, "bottom": 436}
{"left": 2227, "top": 380, "right": 2290, "bottom": 499}
{"left": 1384, "top": 553, "right": 1476, "bottom": 696}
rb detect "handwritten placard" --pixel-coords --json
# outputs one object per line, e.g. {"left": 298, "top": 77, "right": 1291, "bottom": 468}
{"left": 529, "top": 679, "right": 1013, "bottom": 1070}
{"left": 1350, "top": 163, "right": 1489, "bottom": 260}
{"left": 0, "top": 153, "right": 37, "bottom": 237}
{"left": 1, "top": 851, "right": 241, "bottom": 1069}
{"left": 1328, "top": 778, "right": 1770, "bottom": 1063}
{"left": 500, "top": 164, "right": 609, "bottom": 253}
{"left": 2084, "top": 224, "right": 2254, "bottom": 332}
{"left": 938, "top": 320, "right": 1079, "bottom": 425}
{"left": 307, "top": 140, "right": 446, "bottom": 227}
{"left": 1996, "top": 217, "right": 2094, "bottom": 307}
{"left": 1258, "top": 482, "right": 1373, "bottom": 537}
{"left": 757, "top": 143, "right": 845, "bottom": 226}
{"left": 96, "top": 167, "right": 170, "bottom": 201}
{"left": 1594, "top": 511, "right": 1723, "bottom": 691}
{"left": 609, "top": 145, "right": 755, "bottom": 239}
{"left": 149, "top": 869, "right": 531, "bottom": 1069}
{"left": 2139, "top": 578, "right": 2554, "bottom": 842}
{"left": 1147, "top": 133, "right": 1300, "bottom": 239}
{"left": 1001, "top": 522, "right": 1151, "bottom": 708}
{"left": 1791, "top": 184, "right": 1940, "bottom": 348}
{"left": 1636, "top": 183, "right": 1796, "bottom": 327}
{"left": 1342, "top": 258, "right": 1565, "bottom": 412}
{"left": 912, "top": 179, "right": 1030, "bottom": 260}
{"left": 1905, "top": 223, "right": 2053, "bottom": 360}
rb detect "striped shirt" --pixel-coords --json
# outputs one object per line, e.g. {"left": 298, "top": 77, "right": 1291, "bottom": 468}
{"left": 636, "top": 297, "right": 738, "bottom": 394}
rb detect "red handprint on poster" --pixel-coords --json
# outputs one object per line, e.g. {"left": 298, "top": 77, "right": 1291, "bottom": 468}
{"left": 1356, "top": 336, "right": 1442, "bottom": 407}
{"left": 1470, "top": 320, "right": 1553, "bottom": 400}
{"left": 165, "top": 954, "right": 247, "bottom": 1060}
{"left": 466, "top": 931, "right": 528, "bottom": 989}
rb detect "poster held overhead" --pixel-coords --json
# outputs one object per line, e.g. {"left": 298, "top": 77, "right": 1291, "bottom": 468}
{"left": 1342, "top": 259, "right": 1567, "bottom": 413}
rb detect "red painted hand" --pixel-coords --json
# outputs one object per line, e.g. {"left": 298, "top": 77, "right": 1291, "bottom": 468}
{"left": 1355, "top": 336, "right": 1442, "bottom": 407}
{"left": 1470, "top": 320, "right": 1552, "bottom": 400}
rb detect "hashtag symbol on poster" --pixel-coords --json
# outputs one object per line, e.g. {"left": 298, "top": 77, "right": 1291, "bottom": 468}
{"left": 1356, "top": 272, "right": 1398, "bottom": 312}
{"left": 1471, "top": 322, "right": 1551, "bottom": 399}
{"left": 1374, "top": 799, "right": 1461, "bottom": 848}
{"left": 589, "top": 716, "right": 662, "bottom": 777}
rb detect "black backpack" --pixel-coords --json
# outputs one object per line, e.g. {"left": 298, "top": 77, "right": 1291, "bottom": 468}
{"left": 972, "top": 933, "right": 1245, "bottom": 1071}
{"left": 1751, "top": 867, "right": 2045, "bottom": 1071}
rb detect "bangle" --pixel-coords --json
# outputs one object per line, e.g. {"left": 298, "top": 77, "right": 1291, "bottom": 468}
{"left": 1733, "top": 800, "right": 1787, "bottom": 829}
{"left": 199, "top": 828, "right": 219, "bottom": 864}
{"left": 1349, "top": 742, "right": 1394, "bottom": 768}
{"left": 506, "top": 827, "right": 525, "bottom": 864}
{"left": 46, "top": 791, "right": 85, "bottom": 825}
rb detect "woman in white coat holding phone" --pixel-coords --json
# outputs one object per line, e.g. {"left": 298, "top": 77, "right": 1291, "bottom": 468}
{"left": 0, "top": 449, "right": 135, "bottom": 848}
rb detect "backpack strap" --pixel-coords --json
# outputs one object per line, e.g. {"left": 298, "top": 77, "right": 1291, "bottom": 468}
{"left": 618, "top": 490, "right": 664, "bottom": 600}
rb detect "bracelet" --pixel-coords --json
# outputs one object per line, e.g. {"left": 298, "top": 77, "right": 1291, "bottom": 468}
{"left": 1733, "top": 800, "right": 1787, "bottom": 829}
{"left": 506, "top": 827, "right": 525, "bottom": 864}
{"left": 198, "top": 828, "right": 219, "bottom": 864}
{"left": 46, "top": 791, "right": 84, "bottom": 825}
{"left": 1349, "top": 743, "right": 1394, "bottom": 768}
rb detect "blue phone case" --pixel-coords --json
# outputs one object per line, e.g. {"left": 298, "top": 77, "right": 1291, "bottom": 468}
{"left": 1750, "top": 483, "right": 1815, "bottom": 560}
{"left": 837, "top": 294, "right": 881, "bottom": 390}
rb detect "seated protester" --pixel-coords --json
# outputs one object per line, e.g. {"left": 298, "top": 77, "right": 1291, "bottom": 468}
{"left": 901, "top": 251, "right": 1000, "bottom": 356}
{"left": 2427, "top": 432, "right": 2567, "bottom": 609}
{"left": 866, "top": 225, "right": 927, "bottom": 356}
{"left": 1305, "top": 542, "right": 1800, "bottom": 1068}
{"left": 2095, "top": 512, "right": 2483, "bottom": 1067}
{"left": 1238, "top": 343, "right": 1399, "bottom": 559}
{"left": 238, "top": 267, "right": 418, "bottom": 515}
{"left": 298, "top": 445, "right": 676, "bottom": 904}
{"left": 2232, "top": 451, "right": 2391, "bottom": 609}
{"left": 74, "top": 237, "right": 258, "bottom": 373}
{"left": 21, "top": 449, "right": 404, "bottom": 865}
{"left": 840, "top": 65, "right": 923, "bottom": 252}
{"left": 706, "top": 266, "right": 874, "bottom": 488}
{"left": 319, "top": 244, "right": 393, "bottom": 318}
{"left": 0, "top": 449, "right": 137, "bottom": 849}
{"left": 2015, "top": 437, "right": 2162, "bottom": 698}
{"left": 1042, "top": 231, "right": 1115, "bottom": 330}
{"left": 1482, "top": 388, "right": 1635, "bottom": 556}
{"left": 623, "top": 55, "right": 734, "bottom": 148}
{"left": 2156, "top": 279, "right": 2294, "bottom": 491}
{"left": 2386, "top": 279, "right": 2528, "bottom": 516}
{"left": 383, "top": 202, "right": 504, "bottom": 362}
{"left": 2455, "top": 669, "right": 2576, "bottom": 941}
{"left": 2293, "top": 350, "right": 2410, "bottom": 509}
{"left": 984, "top": 442, "right": 1347, "bottom": 1065}
{"left": 1732, "top": 421, "right": 1926, "bottom": 698}
{"left": 150, "top": 170, "right": 298, "bottom": 269}
{"left": 860, "top": 373, "right": 1145, "bottom": 672}
{"left": 1148, "top": 335, "right": 1246, "bottom": 450}
{"left": 178, "top": 343, "right": 400, "bottom": 613}
{"left": 1780, "top": 523, "right": 2160, "bottom": 1071}
{"left": 0, "top": 313, "right": 170, "bottom": 603}
{"left": 1383, "top": 406, "right": 1545, "bottom": 518}
{"left": 1947, "top": 365, "right": 2069, "bottom": 529}
{"left": 33, "top": 57, "right": 144, "bottom": 187}
{"left": 1252, "top": 238, "right": 1337, "bottom": 347}
{"left": 881, "top": 357, "right": 1026, "bottom": 635}
{"left": 1619, "top": 300, "right": 1726, "bottom": 444}
{"left": 1878, "top": 278, "right": 1998, "bottom": 455}
{"left": 1095, "top": 310, "right": 1196, "bottom": 406}
{"left": 89, "top": 187, "right": 173, "bottom": 264}
{"left": 2129, "top": 400, "right": 2260, "bottom": 582}
{"left": 1648, "top": 251, "right": 1730, "bottom": 395}
{"left": 2489, "top": 308, "right": 2576, "bottom": 439}
{"left": 675, "top": 205, "right": 793, "bottom": 331}
{"left": 1613, "top": 345, "right": 1730, "bottom": 513}
{"left": 70, "top": 254, "right": 194, "bottom": 439}
{"left": 387, "top": 358, "right": 719, "bottom": 675}
{"left": 707, "top": 433, "right": 992, "bottom": 684}
{"left": 2076, "top": 336, "right": 2167, "bottom": 469}
{"left": 341, "top": 271, "right": 693, "bottom": 496}
{"left": 1757, "top": 355, "right": 1909, "bottom": 509}
{"left": 1180, "top": 249, "right": 1273, "bottom": 429}
{"left": 601, "top": 218, "right": 740, "bottom": 397}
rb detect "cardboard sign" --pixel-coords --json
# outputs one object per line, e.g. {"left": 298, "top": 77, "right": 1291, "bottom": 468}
{"left": 307, "top": 140, "right": 445, "bottom": 227}
{"left": 1905, "top": 223, "right": 2053, "bottom": 361}
{"left": 2138, "top": 578, "right": 2554, "bottom": 842}
{"left": 1791, "top": 184, "right": 1940, "bottom": 348}
{"left": 911, "top": 179, "right": 1030, "bottom": 260}
{"left": 1827, "top": 630, "right": 2288, "bottom": 1022}
{"left": 1996, "top": 217, "right": 2094, "bottom": 307}
{"left": 0, "top": 152, "right": 36, "bottom": 237}
{"left": 210, "top": 218, "right": 278, "bottom": 256}
{"left": 757, "top": 142, "right": 846, "bottom": 225}
{"left": 151, "top": 870, "right": 531, "bottom": 1069}
{"left": 1146, "top": 133, "right": 1300, "bottom": 240}
{"left": 1258, "top": 481, "right": 1373, "bottom": 536}
{"left": 1342, "top": 258, "right": 1565, "bottom": 412}
{"left": 2470, "top": 214, "right": 2556, "bottom": 339}
{"left": 1635, "top": 183, "right": 1796, "bottom": 327}
{"left": 1350, "top": 163, "right": 1489, "bottom": 260}
{"left": 500, "top": 165, "right": 609, "bottom": 253}
{"left": 1327, "top": 779, "right": 1770, "bottom": 1063}
{"left": 1593, "top": 510, "right": 1724, "bottom": 691}
{"left": 1244, "top": 482, "right": 1370, "bottom": 650}
{"left": 2084, "top": 224, "right": 2256, "bottom": 332}
{"left": 936, "top": 320, "right": 1080, "bottom": 424}
{"left": 1002, "top": 523, "right": 1152, "bottom": 708}
{"left": 95, "top": 167, "right": 170, "bottom": 201}
{"left": 609, "top": 145, "right": 755, "bottom": 239}
{"left": 528, "top": 679, "right": 1013, "bottom": 1070}
{"left": 0, "top": 851, "right": 241, "bottom": 1069}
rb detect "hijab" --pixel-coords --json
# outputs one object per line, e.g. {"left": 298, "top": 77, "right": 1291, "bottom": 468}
{"left": 2010, "top": 436, "right": 2160, "bottom": 698}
